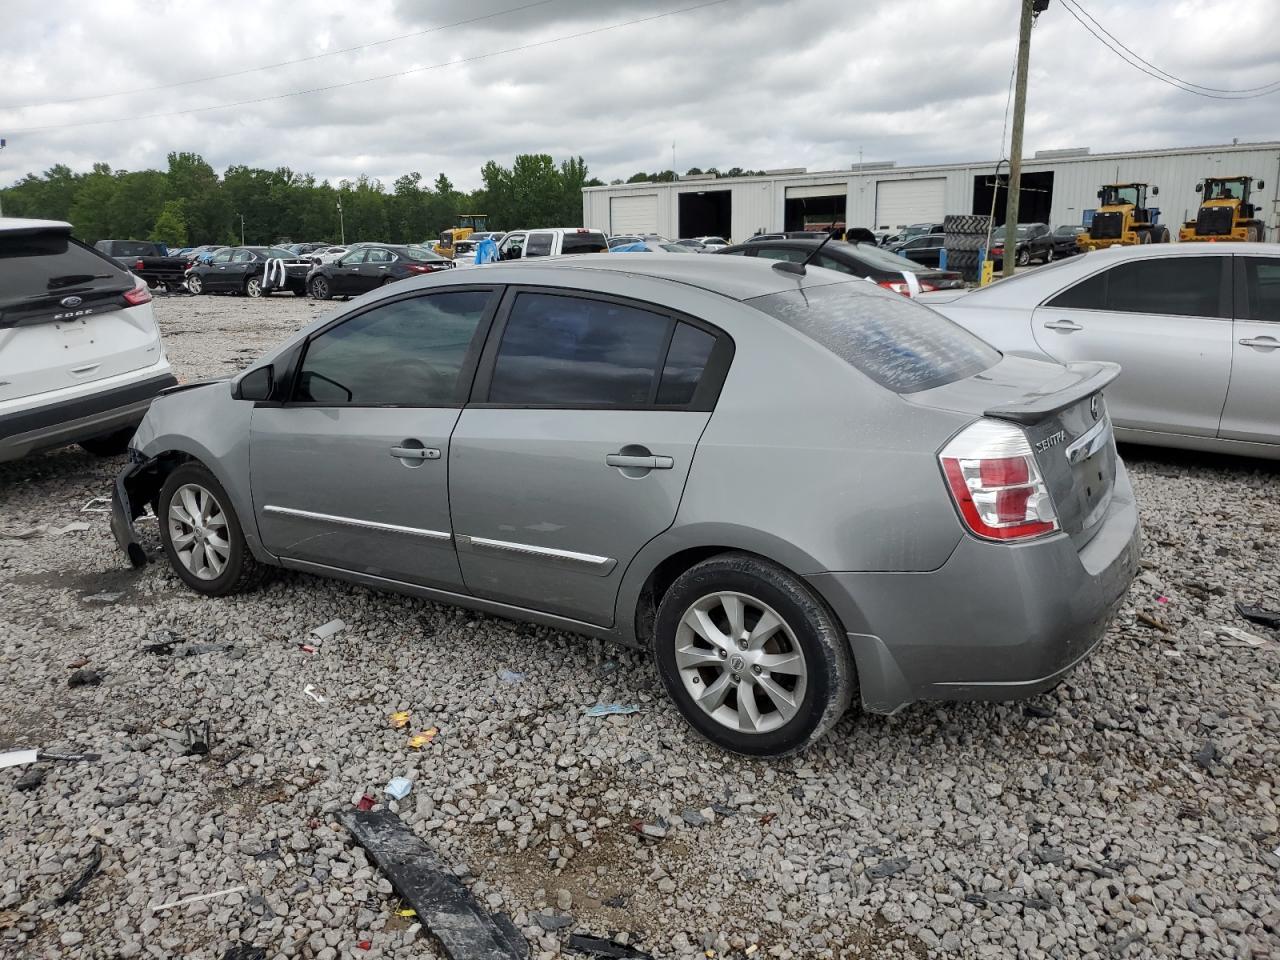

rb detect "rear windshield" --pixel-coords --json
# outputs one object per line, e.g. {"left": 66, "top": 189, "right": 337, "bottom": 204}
{"left": 103, "top": 240, "right": 157, "bottom": 257}
{"left": 561, "top": 232, "right": 609, "bottom": 255}
{"left": 842, "top": 241, "right": 930, "bottom": 274}
{"left": 1, "top": 232, "right": 131, "bottom": 305}
{"left": 406, "top": 244, "right": 447, "bottom": 262}
{"left": 749, "top": 281, "right": 1000, "bottom": 394}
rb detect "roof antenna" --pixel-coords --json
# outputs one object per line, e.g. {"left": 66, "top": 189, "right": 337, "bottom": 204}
{"left": 771, "top": 228, "right": 837, "bottom": 276}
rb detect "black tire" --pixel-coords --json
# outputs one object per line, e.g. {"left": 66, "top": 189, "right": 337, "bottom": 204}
{"left": 1138, "top": 229, "right": 1152, "bottom": 244}
{"left": 158, "top": 462, "right": 267, "bottom": 596}
{"left": 1044, "top": 246, "right": 1055, "bottom": 263}
{"left": 1016, "top": 247, "right": 1031, "bottom": 266}
{"left": 943, "top": 214, "right": 991, "bottom": 235}
{"left": 187, "top": 274, "right": 204, "bottom": 295}
{"left": 653, "top": 553, "right": 855, "bottom": 757}
{"left": 245, "top": 276, "right": 264, "bottom": 298}
{"left": 309, "top": 276, "right": 331, "bottom": 300}
{"left": 78, "top": 427, "right": 134, "bottom": 457}
{"left": 1157, "top": 226, "right": 1171, "bottom": 244}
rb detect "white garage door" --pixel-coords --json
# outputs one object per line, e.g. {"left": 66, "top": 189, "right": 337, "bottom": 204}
{"left": 609, "top": 195, "right": 658, "bottom": 235}
{"left": 875, "top": 178, "right": 945, "bottom": 229}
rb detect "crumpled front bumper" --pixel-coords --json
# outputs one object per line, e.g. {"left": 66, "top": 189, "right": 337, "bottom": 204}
{"left": 110, "top": 454, "right": 165, "bottom": 568}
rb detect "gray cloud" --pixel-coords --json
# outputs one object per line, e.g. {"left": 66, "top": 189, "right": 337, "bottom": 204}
{"left": 2, "top": 0, "right": 1278, "bottom": 193}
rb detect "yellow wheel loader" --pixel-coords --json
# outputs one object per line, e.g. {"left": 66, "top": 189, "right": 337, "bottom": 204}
{"left": 433, "top": 214, "right": 491, "bottom": 258}
{"left": 1077, "top": 183, "right": 1170, "bottom": 252}
{"left": 1178, "top": 176, "right": 1266, "bottom": 243}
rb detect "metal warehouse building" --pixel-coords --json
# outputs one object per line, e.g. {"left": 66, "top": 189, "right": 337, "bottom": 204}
{"left": 582, "top": 140, "right": 1280, "bottom": 243}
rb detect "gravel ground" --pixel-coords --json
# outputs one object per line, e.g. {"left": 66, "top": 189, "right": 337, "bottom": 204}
{"left": 1, "top": 292, "right": 1278, "bottom": 960}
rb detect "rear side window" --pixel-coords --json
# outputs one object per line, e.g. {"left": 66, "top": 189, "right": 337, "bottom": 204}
{"left": 561, "top": 232, "right": 609, "bottom": 255}
{"left": 749, "top": 282, "right": 1000, "bottom": 394}
{"left": 1241, "top": 258, "right": 1280, "bottom": 322}
{"left": 489, "top": 293, "right": 670, "bottom": 405}
{"left": 1049, "top": 256, "right": 1228, "bottom": 318}
{"left": 657, "top": 323, "right": 716, "bottom": 405}
{"left": 294, "top": 290, "right": 494, "bottom": 405}
{"left": 755, "top": 248, "right": 808, "bottom": 263}
{"left": 524, "top": 234, "right": 554, "bottom": 258}
{"left": 0, "top": 232, "right": 131, "bottom": 309}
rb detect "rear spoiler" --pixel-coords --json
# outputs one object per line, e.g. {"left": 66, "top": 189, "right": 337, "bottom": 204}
{"left": 983, "top": 361, "right": 1120, "bottom": 425}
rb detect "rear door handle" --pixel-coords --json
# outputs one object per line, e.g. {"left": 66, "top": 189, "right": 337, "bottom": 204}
{"left": 1239, "top": 336, "right": 1280, "bottom": 349}
{"left": 390, "top": 446, "right": 440, "bottom": 460}
{"left": 1043, "top": 320, "right": 1083, "bottom": 332}
{"left": 606, "top": 454, "right": 674, "bottom": 470}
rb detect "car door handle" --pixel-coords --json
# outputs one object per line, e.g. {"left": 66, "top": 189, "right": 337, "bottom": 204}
{"left": 390, "top": 446, "right": 441, "bottom": 460}
{"left": 1239, "top": 336, "right": 1280, "bottom": 349}
{"left": 1043, "top": 319, "right": 1083, "bottom": 332}
{"left": 606, "top": 453, "right": 674, "bottom": 470}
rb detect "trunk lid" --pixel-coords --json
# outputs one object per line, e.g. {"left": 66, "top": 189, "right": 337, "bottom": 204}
{"left": 906, "top": 354, "right": 1121, "bottom": 548}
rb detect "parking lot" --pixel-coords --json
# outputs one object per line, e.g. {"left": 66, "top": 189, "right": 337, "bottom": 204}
{"left": 1, "top": 293, "right": 1278, "bottom": 960}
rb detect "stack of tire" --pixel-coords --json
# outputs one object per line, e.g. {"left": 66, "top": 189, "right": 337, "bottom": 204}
{"left": 943, "top": 214, "right": 992, "bottom": 283}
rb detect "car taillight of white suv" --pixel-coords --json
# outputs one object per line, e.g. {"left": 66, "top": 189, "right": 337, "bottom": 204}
{"left": 0, "top": 218, "right": 177, "bottom": 462}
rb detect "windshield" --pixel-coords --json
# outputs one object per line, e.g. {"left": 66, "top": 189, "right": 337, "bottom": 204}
{"left": 1054, "top": 225, "right": 1081, "bottom": 236}
{"left": 749, "top": 281, "right": 1000, "bottom": 394}
{"left": 1102, "top": 185, "right": 1140, "bottom": 206}
{"left": 1206, "top": 179, "right": 1242, "bottom": 200}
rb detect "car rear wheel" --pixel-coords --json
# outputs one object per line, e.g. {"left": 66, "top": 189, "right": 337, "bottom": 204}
{"left": 245, "top": 277, "right": 264, "bottom": 298}
{"left": 1044, "top": 246, "right": 1055, "bottom": 263}
{"left": 309, "top": 276, "right": 331, "bottom": 300}
{"left": 654, "top": 553, "right": 854, "bottom": 756}
{"left": 187, "top": 274, "right": 204, "bottom": 295}
{"left": 158, "top": 463, "right": 266, "bottom": 596}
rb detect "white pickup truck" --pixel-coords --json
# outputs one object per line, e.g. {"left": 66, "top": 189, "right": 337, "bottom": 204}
{"left": 493, "top": 228, "right": 609, "bottom": 261}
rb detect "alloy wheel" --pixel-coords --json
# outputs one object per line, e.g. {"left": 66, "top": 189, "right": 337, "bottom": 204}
{"left": 167, "top": 483, "right": 231, "bottom": 581}
{"left": 187, "top": 275, "right": 203, "bottom": 294}
{"left": 246, "top": 277, "right": 262, "bottom": 298}
{"left": 674, "top": 591, "right": 808, "bottom": 734}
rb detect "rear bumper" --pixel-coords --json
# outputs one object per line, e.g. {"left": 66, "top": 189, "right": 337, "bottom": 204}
{"left": 807, "top": 460, "right": 1142, "bottom": 714}
{"left": 0, "top": 369, "right": 177, "bottom": 462}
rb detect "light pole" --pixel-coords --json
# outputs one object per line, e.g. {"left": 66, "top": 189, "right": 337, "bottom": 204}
{"left": 336, "top": 198, "right": 345, "bottom": 245}
{"left": 0, "top": 138, "right": 7, "bottom": 217}
{"left": 238, "top": 213, "right": 245, "bottom": 246}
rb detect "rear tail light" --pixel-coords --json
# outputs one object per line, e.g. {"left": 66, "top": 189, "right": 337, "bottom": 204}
{"left": 878, "top": 280, "right": 912, "bottom": 296}
{"left": 939, "top": 419, "right": 1059, "bottom": 541}
{"left": 123, "top": 284, "right": 153, "bottom": 306}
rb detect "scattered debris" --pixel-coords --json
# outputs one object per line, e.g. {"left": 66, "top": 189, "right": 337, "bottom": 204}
{"left": 222, "top": 946, "right": 267, "bottom": 960}
{"left": 184, "top": 721, "right": 212, "bottom": 757}
{"left": 602, "top": 894, "right": 627, "bottom": 908}
{"left": 51, "top": 521, "right": 93, "bottom": 535}
{"left": 1235, "top": 601, "right": 1280, "bottom": 630}
{"left": 81, "top": 497, "right": 112, "bottom": 514}
{"left": 384, "top": 777, "right": 413, "bottom": 800}
{"left": 596, "top": 659, "right": 621, "bottom": 676}
{"left": 340, "top": 809, "right": 529, "bottom": 959}
{"left": 759, "top": 812, "right": 777, "bottom": 826}
{"left": 1023, "top": 704, "right": 1054, "bottom": 719}
{"left": 744, "top": 946, "right": 758, "bottom": 957}
{"left": 1194, "top": 740, "right": 1219, "bottom": 771}
{"left": 533, "top": 912, "right": 575, "bottom": 931}
{"left": 866, "top": 856, "right": 911, "bottom": 879}
{"left": 680, "top": 808, "right": 708, "bottom": 827}
{"left": 356, "top": 940, "right": 371, "bottom": 950}
{"left": 1217, "top": 625, "right": 1267, "bottom": 647}
{"left": 0, "top": 526, "right": 44, "bottom": 540}
{"left": 1034, "top": 847, "right": 1067, "bottom": 865}
{"left": 1136, "top": 612, "right": 1170, "bottom": 633}
{"left": 152, "top": 886, "right": 249, "bottom": 914}
{"left": 84, "top": 591, "right": 124, "bottom": 604}
{"left": 566, "top": 933, "right": 653, "bottom": 958}
{"left": 35, "top": 750, "right": 99, "bottom": 763}
{"left": 143, "top": 629, "right": 179, "bottom": 655}
{"left": 356, "top": 794, "right": 377, "bottom": 811}
{"left": 15, "top": 767, "right": 45, "bottom": 791}
{"left": 710, "top": 802, "right": 737, "bottom": 818}
{"left": 630, "top": 820, "right": 668, "bottom": 841}
{"left": 302, "top": 684, "right": 327, "bottom": 705}
{"left": 497, "top": 668, "right": 526, "bottom": 685}
{"left": 407, "top": 728, "right": 439, "bottom": 749}
{"left": 68, "top": 669, "right": 103, "bottom": 688}
{"left": 584, "top": 703, "right": 640, "bottom": 718}
{"left": 396, "top": 908, "right": 418, "bottom": 918}
{"left": 388, "top": 711, "right": 411, "bottom": 729}
{"left": 309, "top": 618, "right": 346, "bottom": 641}
{"left": 298, "top": 644, "right": 319, "bottom": 655}
{"left": 67, "top": 656, "right": 89, "bottom": 669}
{"left": 53, "top": 844, "right": 104, "bottom": 906}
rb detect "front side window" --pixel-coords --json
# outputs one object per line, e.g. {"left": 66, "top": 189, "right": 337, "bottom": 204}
{"left": 488, "top": 293, "right": 671, "bottom": 406}
{"left": 749, "top": 282, "right": 1000, "bottom": 394}
{"left": 499, "top": 234, "right": 526, "bottom": 260}
{"left": 1049, "top": 256, "right": 1227, "bottom": 318}
{"left": 524, "top": 233, "right": 554, "bottom": 258}
{"left": 294, "top": 290, "right": 494, "bottom": 405}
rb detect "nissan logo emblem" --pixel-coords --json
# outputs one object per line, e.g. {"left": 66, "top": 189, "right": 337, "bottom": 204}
{"left": 1090, "top": 395, "right": 1101, "bottom": 421}
{"left": 60, "top": 295, "right": 83, "bottom": 308}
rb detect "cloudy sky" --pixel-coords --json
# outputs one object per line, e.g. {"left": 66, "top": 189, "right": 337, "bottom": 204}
{"left": 1, "top": 0, "right": 1278, "bottom": 190}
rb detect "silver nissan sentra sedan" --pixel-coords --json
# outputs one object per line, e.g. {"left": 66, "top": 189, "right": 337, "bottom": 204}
{"left": 112, "top": 254, "right": 1140, "bottom": 756}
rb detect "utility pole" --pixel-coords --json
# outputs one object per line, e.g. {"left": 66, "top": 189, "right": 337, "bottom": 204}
{"left": 336, "top": 198, "right": 345, "bottom": 245}
{"left": 1003, "top": 0, "right": 1038, "bottom": 277}
{"left": 0, "top": 138, "right": 7, "bottom": 217}
{"left": 238, "top": 213, "right": 245, "bottom": 246}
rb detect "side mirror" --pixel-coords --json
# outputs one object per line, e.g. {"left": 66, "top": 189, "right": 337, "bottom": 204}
{"left": 1151, "top": 186, "right": 1159, "bottom": 196}
{"left": 234, "top": 365, "right": 274, "bottom": 402}
{"left": 1195, "top": 182, "right": 1203, "bottom": 193}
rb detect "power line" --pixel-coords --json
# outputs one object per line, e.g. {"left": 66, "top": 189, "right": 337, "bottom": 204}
{"left": 1, "top": 0, "right": 560, "bottom": 109}
{"left": 1067, "top": 0, "right": 1280, "bottom": 95}
{"left": 3, "top": 0, "right": 738, "bottom": 133}
{"left": 1059, "top": 0, "right": 1280, "bottom": 100}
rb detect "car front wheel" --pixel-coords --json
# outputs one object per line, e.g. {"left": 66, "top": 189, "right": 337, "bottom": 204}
{"left": 158, "top": 463, "right": 265, "bottom": 596}
{"left": 1016, "top": 247, "right": 1031, "bottom": 266}
{"left": 309, "top": 276, "right": 331, "bottom": 300}
{"left": 187, "top": 274, "right": 204, "bottom": 295}
{"left": 245, "top": 276, "right": 264, "bottom": 298}
{"left": 654, "top": 553, "right": 854, "bottom": 756}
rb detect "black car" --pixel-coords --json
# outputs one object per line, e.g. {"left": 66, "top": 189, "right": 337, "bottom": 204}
{"left": 306, "top": 243, "right": 453, "bottom": 300}
{"left": 715, "top": 238, "right": 965, "bottom": 292}
{"left": 186, "top": 246, "right": 311, "bottom": 297}
{"left": 888, "top": 233, "right": 948, "bottom": 267}
{"left": 1050, "top": 224, "right": 1086, "bottom": 258}
{"left": 989, "top": 222, "right": 1054, "bottom": 266}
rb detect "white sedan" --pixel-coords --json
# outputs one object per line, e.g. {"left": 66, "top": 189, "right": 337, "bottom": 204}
{"left": 920, "top": 242, "right": 1280, "bottom": 459}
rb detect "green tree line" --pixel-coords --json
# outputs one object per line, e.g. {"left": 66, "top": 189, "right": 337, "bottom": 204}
{"left": 0, "top": 151, "right": 604, "bottom": 247}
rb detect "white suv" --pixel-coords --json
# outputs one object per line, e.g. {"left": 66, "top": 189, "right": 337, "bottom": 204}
{"left": 1, "top": 218, "right": 176, "bottom": 462}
